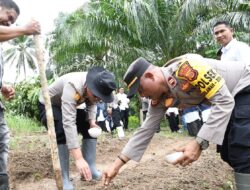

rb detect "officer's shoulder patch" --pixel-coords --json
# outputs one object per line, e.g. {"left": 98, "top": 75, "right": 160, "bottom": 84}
{"left": 74, "top": 92, "right": 81, "bottom": 101}
{"left": 177, "top": 61, "right": 198, "bottom": 81}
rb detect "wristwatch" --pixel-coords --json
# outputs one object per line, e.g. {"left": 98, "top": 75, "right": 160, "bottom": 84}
{"left": 195, "top": 137, "right": 209, "bottom": 150}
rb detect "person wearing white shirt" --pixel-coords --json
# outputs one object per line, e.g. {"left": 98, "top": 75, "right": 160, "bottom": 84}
{"left": 116, "top": 88, "right": 130, "bottom": 130}
{"left": 213, "top": 21, "right": 250, "bottom": 65}
{"left": 166, "top": 107, "right": 179, "bottom": 132}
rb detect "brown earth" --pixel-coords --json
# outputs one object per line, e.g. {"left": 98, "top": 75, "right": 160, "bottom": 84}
{"left": 8, "top": 131, "right": 235, "bottom": 190}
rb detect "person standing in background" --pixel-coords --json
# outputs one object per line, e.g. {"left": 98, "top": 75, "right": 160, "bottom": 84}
{"left": 166, "top": 107, "right": 179, "bottom": 132}
{"left": 116, "top": 88, "right": 130, "bottom": 130}
{"left": 96, "top": 100, "right": 108, "bottom": 132}
{"left": 213, "top": 21, "right": 250, "bottom": 64}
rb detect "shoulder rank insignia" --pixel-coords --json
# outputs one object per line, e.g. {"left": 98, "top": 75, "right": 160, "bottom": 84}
{"left": 177, "top": 61, "right": 198, "bottom": 81}
{"left": 164, "top": 98, "right": 174, "bottom": 107}
{"left": 74, "top": 92, "right": 81, "bottom": 101}
{"left": 167, "top": 76, "right": 177, "bottom": 88}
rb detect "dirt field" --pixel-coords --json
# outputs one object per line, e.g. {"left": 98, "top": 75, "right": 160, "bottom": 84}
{"left": 8, "top": 131, "right": 235, "bottom": 190}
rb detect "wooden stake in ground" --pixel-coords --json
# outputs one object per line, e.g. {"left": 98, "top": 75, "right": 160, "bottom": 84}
{"left": 34, "top": 35, "right": 63, "bottom": 190}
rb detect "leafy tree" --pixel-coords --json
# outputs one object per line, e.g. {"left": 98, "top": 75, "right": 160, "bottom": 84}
{"left": 48, "top": 0, "right": 250, "bottom": 116}
{"left": 3, "top": 36, "right": 37, "bottom": 81}
{"left": 178, "top": 0, "right": 250, "bottom": 58}
{"left": 3, "top": 77, "right": 41, "bottom": 120}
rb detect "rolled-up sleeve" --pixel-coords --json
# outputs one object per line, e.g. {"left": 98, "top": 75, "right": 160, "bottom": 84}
{"left": 121, "top": 102, "right": 166, "bottom": 162}
{"left": 198, "top": 85, "right": 235, "bottom": 145}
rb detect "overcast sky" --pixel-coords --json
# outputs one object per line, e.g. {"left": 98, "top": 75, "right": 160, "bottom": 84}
{"left": 15, "top": 0, "right": 88, "bottom": 34}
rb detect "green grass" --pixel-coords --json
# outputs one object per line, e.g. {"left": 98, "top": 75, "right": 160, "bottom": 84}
{"left": 5, "top": 113, "right": 47, "bottom": 150}
{"left": 5, "top": 113, "right": 44, "bottom": 135}
{"left": 5, "top": 113, "right": 189, "bottom": 150}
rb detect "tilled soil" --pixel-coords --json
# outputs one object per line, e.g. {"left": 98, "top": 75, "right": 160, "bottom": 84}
{"left": 8, "top": 132, "right": 235, "bottom": 190}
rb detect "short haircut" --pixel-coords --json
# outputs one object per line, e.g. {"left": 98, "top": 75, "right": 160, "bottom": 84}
{"left": 213, "top": 21, "right": 231, "bottom": 29}
{"left": 0, "top": 0, "right": 20, "bottom": 15}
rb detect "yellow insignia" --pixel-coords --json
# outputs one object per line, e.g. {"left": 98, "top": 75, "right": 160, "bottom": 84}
{"left": 176, "top": 59, "right": 225, "bottom": 99}
{"left": 164, "top": 98, "right": 174, "bottom": 107}
{"left": 74, "top": 93, "right": 81, "bottom": 101}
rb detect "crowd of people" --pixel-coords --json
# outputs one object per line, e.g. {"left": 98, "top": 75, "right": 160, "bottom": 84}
{"left": 96, "top": 87, "right": 130, "bottom": 134}
{"left": 0, "top": 0, "right": 250, "bottom": 190}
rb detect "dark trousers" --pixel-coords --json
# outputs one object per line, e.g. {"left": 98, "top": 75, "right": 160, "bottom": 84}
{"left": 38, "top": 103, "right": 94, "bottom": 145}
{"left": 218, "top": 85, "right": 250, "bottom": 173}
{"left": 166, "top": 113, "right": 179, "bottom": 132}
{"left": 111, "top": 107, "right": 122, "bottom": 131}
{"left": 121, "top": 108, "right": 129, "bottom": 130}
{"left": 97, "top": 121, "right": 107, "bottom": 132}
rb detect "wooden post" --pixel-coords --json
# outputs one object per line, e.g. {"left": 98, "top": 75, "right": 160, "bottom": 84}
{"left": 34, "top": 35, "right": 63, "bottom": 190}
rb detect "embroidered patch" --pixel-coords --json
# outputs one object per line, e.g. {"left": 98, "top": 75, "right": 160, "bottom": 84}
{"left": 74, "top": 92, "right": 81, "bottom": 101}
{"left": 167, "top": 77, "right": 177, "bottom": 88}
{"left": 164, "top": 98, "right": 174, "bottom": 107}
{"left": 177, "top": 61, "right": 198, "bottom": 81}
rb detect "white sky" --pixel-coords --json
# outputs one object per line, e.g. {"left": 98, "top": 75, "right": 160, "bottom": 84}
{"left": 16, "top": 0, "right": 88, "bottom": 34}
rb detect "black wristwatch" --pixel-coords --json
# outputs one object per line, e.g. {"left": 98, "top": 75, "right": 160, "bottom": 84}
{"left": 195, "top": 137, "right": 209, "bottom": 150}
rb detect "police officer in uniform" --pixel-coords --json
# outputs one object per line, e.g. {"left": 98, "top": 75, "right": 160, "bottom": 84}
{"left": 102, "top": 54, "right": 250, "bottom": 190}
{"left": 39, "top": 67, "right": 116, "bottom": 190}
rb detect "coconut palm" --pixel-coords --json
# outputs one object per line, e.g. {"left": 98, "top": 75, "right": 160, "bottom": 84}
{"left": 3, "top": 35, "right": 37, "bottom": 81}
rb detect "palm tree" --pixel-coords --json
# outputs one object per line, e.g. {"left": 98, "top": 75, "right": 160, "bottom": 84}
{"left": 49, "top": 0, "right": 250, "bottom": 78}
{"left": 49, "top": 0, "right": 181, "bottom": 75}
{"left": 177, "top": 0, "right": 250, "bottom": 57}
{"left": 3, "top": 35, "right": 37, "bottom": 81}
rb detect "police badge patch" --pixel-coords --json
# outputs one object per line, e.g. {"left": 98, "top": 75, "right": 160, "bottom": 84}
{"left": 177, "top": 61, "right": 198, "bottom": 81}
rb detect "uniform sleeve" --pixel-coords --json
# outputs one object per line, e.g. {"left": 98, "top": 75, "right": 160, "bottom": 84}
{"left": 197, "top": 85, "right": 235, "bottom": 145}
{"left": 61, "top": 84, "right": 80, "bottom": 149}
{"left": 121, "top": 102, "right": 166, "bottom": 162}
{"left": 176, "top": 58, "right": 235, "bottom": 145}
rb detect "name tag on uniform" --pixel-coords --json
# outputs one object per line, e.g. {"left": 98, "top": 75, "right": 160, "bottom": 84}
{"left": 176, "top": 60, "right": 225, "bottom": 99}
